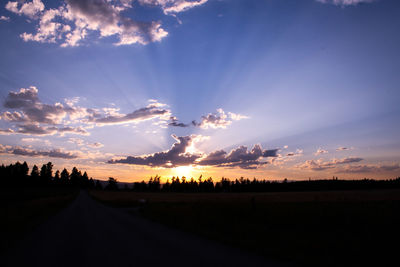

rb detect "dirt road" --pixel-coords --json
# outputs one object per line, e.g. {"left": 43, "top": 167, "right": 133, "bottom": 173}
{"left": 3, "top": 191, "right": 289, "bottom": 267}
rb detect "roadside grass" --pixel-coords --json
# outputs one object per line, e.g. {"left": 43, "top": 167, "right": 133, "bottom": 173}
{"left": 89, "top": 189, "right": 400, "bottom": 267}
{"left": 0, "top": 187, "right": 78, "bottom": 251}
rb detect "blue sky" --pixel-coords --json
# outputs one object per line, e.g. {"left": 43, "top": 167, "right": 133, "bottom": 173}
{"left": 0, "top": 0, "right": 399, "bottom": 181}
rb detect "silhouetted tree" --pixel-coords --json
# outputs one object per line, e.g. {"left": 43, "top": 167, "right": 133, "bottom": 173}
{"left": 60, "top": 168, "right": 69, "bottom": 185}
{"left": 30, "top": 165, "right": 39, "bottom": 184}
{"left": 54, "top": 170, "right": 60, "bottom": 184}
{"left": 95, "top": 180, "right": 103, "bottom": 190}
{"left": 70, "top": 167, "right": 82, "bottom": 186}
{"left": 105, "top": 177, "right": 118, "bottom": 191}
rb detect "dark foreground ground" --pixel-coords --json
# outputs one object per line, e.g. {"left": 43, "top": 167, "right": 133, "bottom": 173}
{"left": 90, "top": 189, "right": 400, "bottom": 267}
{"left": 2, "top": 190, "right": 286, "bottom": 267}
{"left": 0, "top": 187, "right": 78, "bottom": 250}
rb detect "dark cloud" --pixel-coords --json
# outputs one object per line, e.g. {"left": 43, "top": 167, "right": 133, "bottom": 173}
{"left": 168, "top": 116, "right": 190, "bottom": 127}
{"left": 198, "top": 144, "right": 276, "bottom": 169}
{"left": 16, "top": 124, "right": 57, "bottom": 135}
{"left": 0, "top": 87, "right": 174, "bottom": 136}
{"left": 91, "top": 104, "right": 170, "bottom": 125}
{"left": 4, "top": 86, "right": 39, "bottom": 108}
{"left": 109, "top": 135, "right": 278, "bottom": 169}
{"left": 2, "top": 86, "right": 80, "bottom": 125}
{"left": 263, "top": 149, "right": 279, "bottom": 157}
{"left": 14, "top": 124, "right": 88, "bottom": 136}
{"left": 109, "top": 135, "right": 201, "bottom": 168}
{"left": 0, "top": 144, "right": 78, "bottom": 159}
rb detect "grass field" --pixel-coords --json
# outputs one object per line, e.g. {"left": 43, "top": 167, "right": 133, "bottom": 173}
{"left": 0, "top": 187, "right": 78, "bottom": 251}
{"left": 90, "top": 189, "right": 400, "bottom": 266}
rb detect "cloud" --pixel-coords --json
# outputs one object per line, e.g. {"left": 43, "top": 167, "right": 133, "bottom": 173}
{"left": 68, "top": 137, "right": 84, "bottom": 146}
{"left": 13, "top": 124, "right": 89, "bottom": 136}
{"left": 21, "top": 137, "right": 51, "bottom": 145}
{"left": 286, "top": 149, "right": 303, "bottom": 157}
{"left": 197, "top": 144, "right": 277, "bottom": 169}
{"left": 87, "top": 142, "right": 104, "bottom": 148}
{"left": 69, "top": 138, "right": 103, "bottom": 148}
{"left": 1, "top": 86, "right": 81, "bottom": 125}
{"left": 6, "top": 0, "right": 44, "bottom": 19}
{"left": 337, "top": 164, "right": 400, "bottom": 173}
{"left": 0, "top": 144, "right": 79, "bottom": 159}
{"left": 4, "top": 0, "right": 212, "bottom": 46}
{"left": 297, "top": 157, "right": 364, "bottom": 171}
{"left": 336, "top": 146, "right": 353, "bottom": 151}
{"left": 109, "top": 132, "right": 279, "bottom": 169}
{"left": 315, "top": 148, "right": 328, "bottom": 155}
{"left": 88, "top": 101, "right": 171, "bottom": 125}
{"left": 0, "top": 87, "right": 175, "bottom": 136}
{"left": 0, "top": 15, "right": 10, "bottom": 21}
{"left": 0, "top": 128, "right": 15, "bottom": 135}
{"left": 315, "top": 0, "right": 375, "bottom": 6}
{"left": 192, "top": 108, "right": 248, "bottom": 129}
{"left": 138, "top": 0, "right": 208, "bottom": 14}
{"left": 168, "top": 116, "right": 190, "bottom": 127}
{"left": 109, "top": 134, "right": 202, "bottom": 168}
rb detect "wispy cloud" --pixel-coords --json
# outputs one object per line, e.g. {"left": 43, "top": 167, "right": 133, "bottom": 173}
{"left": 88, "top": 101, "right": 171, "bottom": 126}
{"left": 297, "top": 157, "right": 364, "bottom": 171}
{"left": 337, "top": 163, "right": 400, "bottom": 173}
{"left": 138, "top": 0, "right": 208, "bottom": 14}
{"left": 336, "top": 146, "right": 354, "bottom": 152}
{"left": 316, "top": 0, "right": 376, "bottom": 6}
{"left": 0, "top": 15, "right": 10, "bottom": 21}
{"left": 315, "top": 147, "right": 328, "bottom": 155}
{"left": 0, "top": 144, "right": 79, "bottom": 159}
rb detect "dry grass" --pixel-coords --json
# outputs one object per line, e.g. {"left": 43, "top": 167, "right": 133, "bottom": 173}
{"left": 90, "top": 189, "right": 400, "bottom": 267}
{"left": 0, "top": 187, "right": 78, "bottom": 251}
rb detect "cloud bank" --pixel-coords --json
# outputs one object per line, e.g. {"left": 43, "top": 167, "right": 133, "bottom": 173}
{"left": 109, "top": 134, "right": 278, "bottom": 169}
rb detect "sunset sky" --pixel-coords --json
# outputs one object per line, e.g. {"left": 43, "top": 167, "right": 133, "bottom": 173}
{"left": 0, "top": 0, "right": 400, "bottom": 182}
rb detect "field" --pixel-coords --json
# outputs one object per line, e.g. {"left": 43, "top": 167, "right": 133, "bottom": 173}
{"left": 0, "top": 187, "right": 78, "bottom": 251}
{"left": 90, "top": 189, "right": 400, "bottom": 266}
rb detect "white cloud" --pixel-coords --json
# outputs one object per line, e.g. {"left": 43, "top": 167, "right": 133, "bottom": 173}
{"left": 193, "top": 108, "right": 248, "bottom": 129}
{"left": 5, "top": 0, "right": 45, "bottom": 19}
{"left": 0, "top": 15, "right": 10, "bottom": 21}
{"left": 315, "top": 147, "right": 328, "bottom": 156}
{"left": 316, "top": 0, "right": 375, "bottom": 6}
{"left": 5, "top": 0, "right": 189, "bottom": 47}
{"left": 138, "top": 0, "right": 208, "bottom": 14}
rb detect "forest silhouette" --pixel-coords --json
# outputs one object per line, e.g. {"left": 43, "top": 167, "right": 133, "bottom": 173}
{"left": 2, "top": 161, "right": 400, "bottom": 192}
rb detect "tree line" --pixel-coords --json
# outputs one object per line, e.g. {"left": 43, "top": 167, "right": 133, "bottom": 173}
{"left": 2, "top": 161, "right": 400, "bottom": 192}
{"left": 0, "top": 161, "right": 100, "bottom": 189}
{"left": 128, "top": 175, "right": 400, "bottom": 192}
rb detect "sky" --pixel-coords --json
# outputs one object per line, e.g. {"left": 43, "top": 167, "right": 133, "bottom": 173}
{"left": 0, "top": 0, "right": 400, "bottom": 182}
